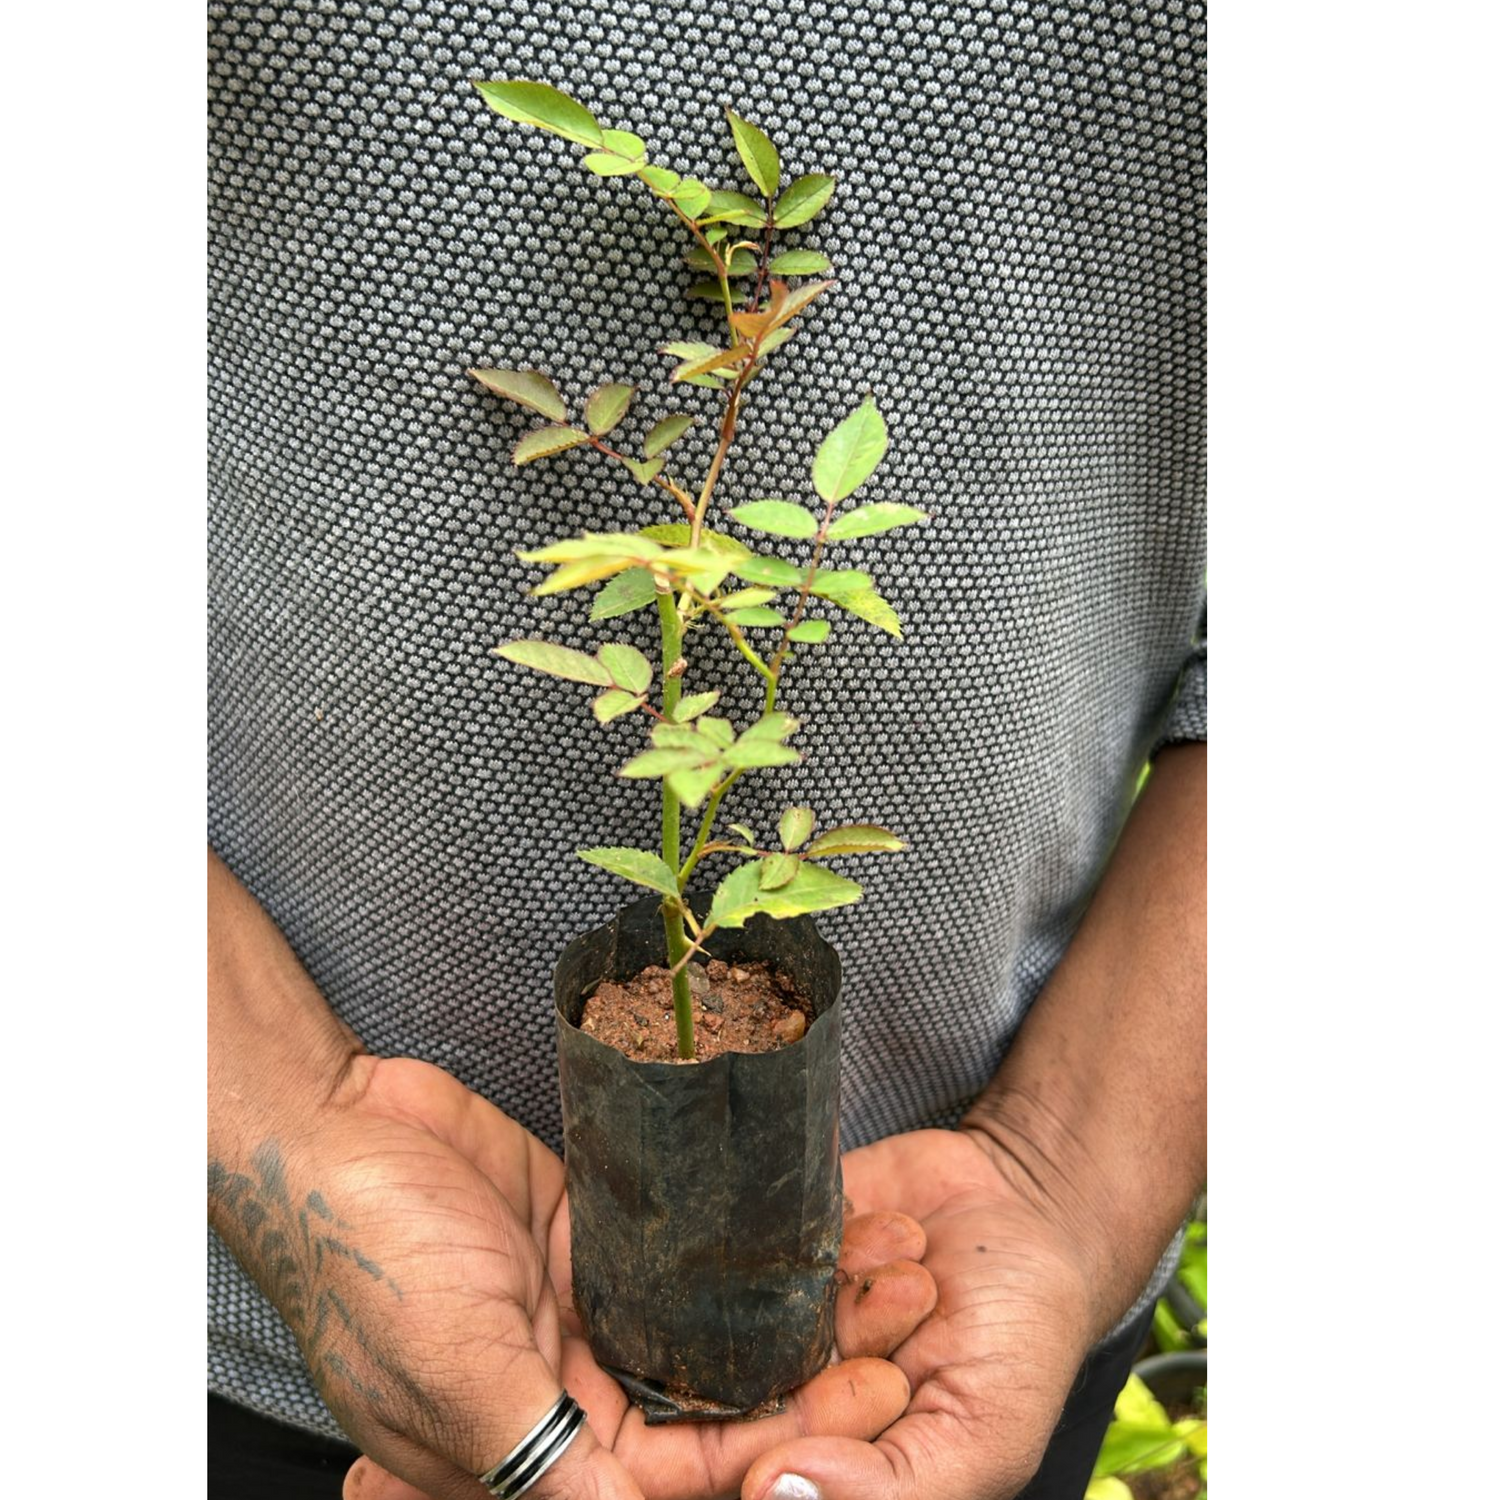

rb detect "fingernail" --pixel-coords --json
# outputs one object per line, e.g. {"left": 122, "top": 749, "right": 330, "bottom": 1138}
{"left": 768, "top": 1476, "right": 823, "bottom": 1500}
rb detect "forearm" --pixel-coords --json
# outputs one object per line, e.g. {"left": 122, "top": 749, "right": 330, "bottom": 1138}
{"left": 208, "top": 847, "right": 365, "bottom": 1197}
{"left": 963, "top": 743, "right": 1207, "bottom": 1342}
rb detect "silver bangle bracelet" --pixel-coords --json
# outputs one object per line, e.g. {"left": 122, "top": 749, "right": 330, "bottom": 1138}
{"left": 477, "top": 1392, "right": 588, "bottom": 1500}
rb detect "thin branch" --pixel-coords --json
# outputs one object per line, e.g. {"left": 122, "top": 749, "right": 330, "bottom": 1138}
{"left": 768, "top": 493, "right": 840, "bottom": 680}
{"left": 587, "top": 436, "right": 695, "bottom": 520}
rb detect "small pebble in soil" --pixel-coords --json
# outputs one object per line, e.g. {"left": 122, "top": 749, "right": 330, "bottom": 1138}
{"left": 773, "top": 1011, "right": 807, "bottom": 1045}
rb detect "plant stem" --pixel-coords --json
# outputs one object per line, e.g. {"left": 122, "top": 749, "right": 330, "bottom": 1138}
{"left": 656, "top": 589, "right": 695, "bottom": 1058}
{"left": 587, "top": 436, "right": 695, "bottom": 520}
{"left": 768, "top": 493, "right": 841, "bottom": 681}
{"left": 677, "top": 660, "right": 782, "bottom": 886}
{"left": 678, "top": 776, "right": 735, "bottom": 885}
{"left": 691, "top": 391, "right": 741, "bottom": 548}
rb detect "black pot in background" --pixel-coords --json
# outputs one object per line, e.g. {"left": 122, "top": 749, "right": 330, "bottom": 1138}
{"left": 1133, "top": 1350, "right": 1208, "bottom": 1409}
{"left": 555, "top": 893, "right": 843, "bottom": 1421}
{"left": 1163, "top": 1277, "right": 1207, "bottom": 1346}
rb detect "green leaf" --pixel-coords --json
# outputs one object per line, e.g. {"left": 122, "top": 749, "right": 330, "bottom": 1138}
{"left": 597, "top": 642, "right": 651, "bottom": 694}
{"left": 1114, "top": 1375, "right": 1172, "bottom": 1430}
{"left": 702, "top": 190, "right": 767, "bottom": 226}
{"left": 643, "top": 413, "right": 697, "bottom": 458}
{"left": 591, "top": 567, "right": 658, "bottom": 621}
{"left": 728, "top": 823, "right": 757, "bottom": 845}
{"left": 723, "top": 740, "right": 797, "bottom": 770}
{"left": 826, "top": 503, "right": 929, "bottom": 541}
{"left": 514, "top": 426, "right": 591, "bottom": 465}
{"left": 518, "top": 534, "right": 665, "bottom": 596}
{"left": 640, "top": 523, "right": 751, "bottom": 559}
{"left": 775, "top": 279, "right": 835, "bottom": 325}
{"left": 519, "top": 532, "right": 665, "bottom": 565}
{"left": 768, "top": 249, "right": 832, "bottom": 275}
{"left": 650, "top": 724, "right": 706, "bottom": 751}
{"left": 592, "top": 688, "right": 645, "bottom": 723}
{"left": 576, "top": 846, "right": 680, "bottom": 897}
{"left": 813, "top": 396, "right": 888, "bottom": 503}
{"left": 779, "top": 806, "right": 816, "bottom": 851}
{"left": 728, "top": 500, "right": 819, "bottom": 539}
{"left": 803, "top": 823, "right": 905, "bottom": 856}
{"left": 601, "top": 128, "right": 646, "bottom": 160}
{"left": 773, "top": 173, "right": 835, "bottom": 228}
{"left": 725, "top": 606, "right": 784, "bottom": 627}
{"left": 824, "top": 585, "right": 901, "bottom": 638}
{"left": 718, "top": 587, "right": 777, "bottom": 609}
{"left": 655, "top": 549, "right": 734, "bottom": 593}
{"left": 583, "top": 152, "right": 641, "bottom": 176}
{"left": 703, "top": 224, "right": 730, "bottom": 245}
{"left": 1092, "top": 1426, "right": 1185, "bottom": 1478}
{"left": 619, "top": 746, "right": 707, "bottom": 778}
{"left": 726, "top": 109, "right": 780, "bottom": 198}
{"left": 808, "top": 567, "right": 873, "bottom": 599}
{"left": 672, "top": 690, "right": 720, "bottom": 722}
{"left": 469, "top": 367, "right": 567, "bottom": 424}
{"left": 670, "top": 344, "right": 751, "bottom": 382}
{"left": 1178, "top": 1245, "right": 1207, "bottom": 1309}
{"left": 709, "top": 863, "right": 765, "bottom": 926}
{"left": 759, "top": 327, "right": 796, "bottom": 355}
{"left": 787, "top": 618, "right": 830, "bottom": 644}
{"left": 529, "top": 560, "right": 621, "bottom": 596}
{"left": 732, "top": 555, "right": 805, "bottom": 588}
{"left": 742, "top": 710, "right": 799, "bottom": 742}
{"left": 495, "top": 640, "right": 612, "bottom": 686}
{"left": 759, "top": 853, "right": 800, "bottom": 890}
{"left": 711, "top": 861, "right": 863, "bottom": 928}
{"left": 621, "top": 456, "right": 665, "bottom": 487}
{"left": 670, "top": 177, "right": 711, "bottom": 218}
{"left": 666, "top": 764, "right": 723, "bottom": 808}
{"left": 1151, "top": 1301, "right": 1190, "bottom": 1354}
{"left": 473, "top": 80, "right": 604, "bottom": 148}
{"left": 695, "top": 716, "right": 735, "bottom": 749}
{"left": 686, "top": 279, "right": 749, "bottom": 304}
{"left": 1175, "top": 1420, "right": 1207, "bottom": 1460}
{"left": 686, "top": 246, "right": 758, "bottom": 277}
{"left": 1084, "top": 1481, "right": 1133, "bottom": 1500}
{"left": 658, "top": 341, "right": 728, "bottom": 387}
{"left": 584, "top": 382, "right": 634, "bottom": 436}
{"left": 638, "top": 165, "right": 680, "bottom": 194}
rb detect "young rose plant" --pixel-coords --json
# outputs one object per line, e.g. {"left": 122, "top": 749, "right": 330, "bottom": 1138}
{"left": 473, "top": 80, "right": 927, "bottom": 1058}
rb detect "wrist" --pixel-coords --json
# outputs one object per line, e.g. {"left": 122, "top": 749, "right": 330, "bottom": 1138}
{"left": 208, "top": 851, "right": 368, "bottom": 1186}
{"left": 960, "top": 1085, "right": 1125, "bottom": 1342}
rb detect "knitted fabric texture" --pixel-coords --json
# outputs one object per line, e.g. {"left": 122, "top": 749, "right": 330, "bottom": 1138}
{"left": 208, "top": 0, "right": 1207, "bottom": 1437}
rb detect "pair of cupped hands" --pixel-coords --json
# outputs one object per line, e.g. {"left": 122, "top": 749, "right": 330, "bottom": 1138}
{"left": 304, "top": 1056, "right": 1097, "bottom": 1500}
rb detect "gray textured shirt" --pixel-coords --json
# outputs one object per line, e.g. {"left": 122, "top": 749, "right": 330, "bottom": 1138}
{"left": 208, "top": 0, "right": 1207, "bottom": 1436}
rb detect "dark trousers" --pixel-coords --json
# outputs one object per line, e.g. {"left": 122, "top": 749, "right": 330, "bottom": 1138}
{"left": 208, "top": 1305, "right": 1150, "bottom": 1500}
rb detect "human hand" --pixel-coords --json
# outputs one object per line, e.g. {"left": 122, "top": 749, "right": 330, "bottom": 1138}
{"left": 211, "top": 1053, "right": 933, "bottom": 1500}
{"left": 739, "top": 1129, "right": 1103, "bottom": 1500}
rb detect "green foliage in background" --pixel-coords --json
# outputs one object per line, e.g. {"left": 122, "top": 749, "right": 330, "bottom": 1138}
{"left": 1085, "top": 1374, "right": 1207, "bottom": 1500}
{"left": 1153, "top": 1217, "right": 1208, "bottom": 1352}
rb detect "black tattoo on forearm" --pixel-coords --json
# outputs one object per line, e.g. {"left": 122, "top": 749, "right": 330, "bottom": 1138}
{"left": 208, "top": 1140, "right": 432, "bottom": 1420}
